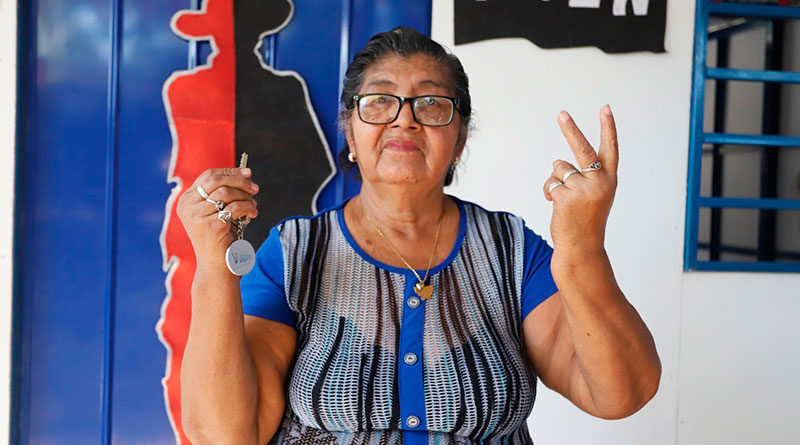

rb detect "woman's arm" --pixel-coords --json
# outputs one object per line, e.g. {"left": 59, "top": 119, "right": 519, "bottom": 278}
{"left": 182, "top": 269, "right": 297, "bottom": 444}
{"left": 181, "top": 269, "right": 262, "bottom": 443}
{"left": 176, "top": 167, "right": 295, "bottom": 443}
{"left": 523, "top": 106, "right": 660, "bottom": 419}
{"left": 523, "top": 260, "right": 660, "bottom": 419}
{"left": 244, "top": 315, "right": 297, "bottom": 444}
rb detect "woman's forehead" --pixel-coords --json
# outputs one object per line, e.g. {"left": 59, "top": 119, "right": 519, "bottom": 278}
{"left": 361, "top": 53, "right": 453, "bottom": 93}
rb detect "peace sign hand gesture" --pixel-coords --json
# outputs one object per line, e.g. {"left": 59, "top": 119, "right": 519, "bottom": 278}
{"left": 543, "top": 105, "right": 619, "bottom": 253}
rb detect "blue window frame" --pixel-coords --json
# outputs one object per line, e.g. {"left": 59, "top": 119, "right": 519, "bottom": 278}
{"left": 685, "top": 1, "right": 800, "bottom": 272}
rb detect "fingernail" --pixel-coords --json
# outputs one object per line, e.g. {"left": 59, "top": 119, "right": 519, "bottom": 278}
{"left": 553, "top": 160, "right": 558, "bottom": 167}
{"left": 558, "top": 111, "right": 569, "bottom": 123}
{"left": 251, "top": 183, "right": 259, "bottom": 192}
{"left": 603, "top": 104, "right": 612, "bottom": 116}
{"left": 241, "top": 168, "right": 251, "bottom": 175}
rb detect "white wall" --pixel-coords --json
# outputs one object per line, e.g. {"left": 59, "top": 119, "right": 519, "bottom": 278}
{"left": 433, "top": 1, "right": 800, "bottom": 444}
{"left": 0, "top": 0, "right": 15, "bottom": 444}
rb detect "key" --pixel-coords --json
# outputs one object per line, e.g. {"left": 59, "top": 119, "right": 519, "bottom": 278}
{"left": 238, "top": 153, "right": 251, "bottom": 226}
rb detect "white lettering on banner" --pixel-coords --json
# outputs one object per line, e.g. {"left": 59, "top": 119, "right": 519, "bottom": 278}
{"left": 613, "top": 0, "right": 650, "bottom": 16}
{"left": 568, "top": 0, "right": 601, "bottom": 7}
{"left": 474, "top": 0, "right": 650, "bottom": 16}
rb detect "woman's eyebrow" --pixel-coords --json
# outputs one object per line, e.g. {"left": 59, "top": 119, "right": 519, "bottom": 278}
{"left": 362, "top": 79, "right": 449, "bottom": 92}
{"left": 363, "top": 79, "right": 396, "bottom": 89}
{"left": 417, "top": 79, "right": 448, "bottom": 90}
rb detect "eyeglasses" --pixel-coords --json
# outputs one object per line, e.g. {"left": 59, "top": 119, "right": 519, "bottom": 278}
{"left": 352, "top": 93, "right": 460, "bottom": 127}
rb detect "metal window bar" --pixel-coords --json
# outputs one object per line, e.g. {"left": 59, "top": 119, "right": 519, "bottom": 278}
{"left": 685, "top": 0, "right": 800, "bottom": 272}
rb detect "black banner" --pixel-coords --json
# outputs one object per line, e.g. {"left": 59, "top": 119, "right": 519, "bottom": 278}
{"left": 455, "top": 0, "right": 667, "bottom": 53}
{"left": 234, "top": 0, "right": 333, "bottom": 249}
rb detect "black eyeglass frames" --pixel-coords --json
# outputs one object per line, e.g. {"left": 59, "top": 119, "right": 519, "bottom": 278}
{"left": 352, "top": 93, "right": 460, "bottom": 127}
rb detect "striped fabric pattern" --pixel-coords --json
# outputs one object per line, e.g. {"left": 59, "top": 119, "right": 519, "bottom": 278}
{"left": 269, "top": 200, "right": 537, "bottom": 445}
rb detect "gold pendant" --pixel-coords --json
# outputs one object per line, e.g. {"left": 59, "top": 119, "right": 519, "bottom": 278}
{"left": 414, "top": 282, "right": 434, "bottom": 300}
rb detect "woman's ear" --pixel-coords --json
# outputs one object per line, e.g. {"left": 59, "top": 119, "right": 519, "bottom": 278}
{"left": 344, "top": 118, "right": 356, "bottom": 153}
{"left": 455, "top": 126, "right": 467, "bottom": 159}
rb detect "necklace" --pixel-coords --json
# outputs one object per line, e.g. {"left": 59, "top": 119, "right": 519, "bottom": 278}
{"left": 361, "top": 198, "right": 444, "bottom": 300}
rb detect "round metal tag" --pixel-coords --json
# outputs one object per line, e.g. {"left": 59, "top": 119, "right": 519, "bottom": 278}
{"left": 225, "top": 239, "right": 256, "bottom": 276}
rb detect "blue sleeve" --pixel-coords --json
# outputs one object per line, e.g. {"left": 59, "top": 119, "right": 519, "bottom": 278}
{"left": 239, "top": 225, "right": 295, "bottom": 327}
{"left": 521, "top": 225, "right": 559, "bottom": 321}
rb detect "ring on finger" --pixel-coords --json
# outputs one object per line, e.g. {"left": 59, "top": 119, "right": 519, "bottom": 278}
{"left": 561, "top": 169, "right": 581, "bottom": 183}
{"left": 217, "top": 209, "right": 232, "bottom": 224}
{"left": 196, "top": 184, "right": 210, "bottom": 199}
{"left": 581, "top": 161, "right": 602, "bottom": 173}
{"left": 207, "top": 198, "right": 226, "bottom": 211}
{"left": 548, "top": 181, "right": 564, "bottom": 194}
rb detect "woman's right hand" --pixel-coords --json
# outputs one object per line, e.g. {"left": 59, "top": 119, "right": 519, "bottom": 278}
{"left": 176, "top": 167, "right": 260, "bottom": 272}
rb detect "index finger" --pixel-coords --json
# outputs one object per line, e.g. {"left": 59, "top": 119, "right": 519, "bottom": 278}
{"left": 194, "top": 169, "right": 258, "bottom": 199}
{"left": 598, "top": 104, "right": 619, "bottom": 175}
{"left": 557, "top": 110, "right": 598, "bottom": 170}
{"left": 201, "top": 167, "right": 251, "bottom": 179}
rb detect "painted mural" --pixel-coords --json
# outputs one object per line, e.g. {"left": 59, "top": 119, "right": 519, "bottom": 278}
{"left": 158, "top": 0, "right": 333, "bottom": 441}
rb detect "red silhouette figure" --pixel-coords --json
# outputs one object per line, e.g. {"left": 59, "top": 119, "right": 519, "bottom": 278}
{"left": 159, "top": 1, "right": 237, "bottom": 442}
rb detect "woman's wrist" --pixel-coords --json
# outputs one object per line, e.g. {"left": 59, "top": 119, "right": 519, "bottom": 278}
{"left": 194, "top": 261, "right": 241, "bottom": 288}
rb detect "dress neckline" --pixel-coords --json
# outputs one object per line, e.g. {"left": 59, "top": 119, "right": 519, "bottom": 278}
{"left": 336, "top": 194, "right": 467, "bottom": 277}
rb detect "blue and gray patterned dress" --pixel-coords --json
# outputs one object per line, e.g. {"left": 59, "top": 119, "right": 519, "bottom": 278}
{"left": 240, "top": 196, "right": 558, "bottom": 445}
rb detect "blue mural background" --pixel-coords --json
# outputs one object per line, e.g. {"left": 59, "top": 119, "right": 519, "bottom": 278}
{"left": 13, "top": 1, "right": 431, "bottom": 443}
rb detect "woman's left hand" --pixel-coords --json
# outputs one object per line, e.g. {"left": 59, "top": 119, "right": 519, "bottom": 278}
{"left": 543, "top": 105, "right": 619, "bottom": 253}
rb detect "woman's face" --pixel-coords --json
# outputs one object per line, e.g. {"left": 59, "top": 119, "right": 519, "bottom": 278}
{"left": 346, "top": 53, "right": 465, "bottom": 188}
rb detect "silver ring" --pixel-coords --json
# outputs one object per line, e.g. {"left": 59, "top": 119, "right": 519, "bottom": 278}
{"left": 548, "top": 181, "right": 564, "bottom": 193}
{"left": 561, "top": 169, "right": 580, "bottom": 183}
{"left": 581, "top": 161, "right": 602, "bottom": 173}
{"left": 196, "top": 184, "right": 210, "bottom": 199}
{"left": 217, "top": 209, "right": 232, "bottom": 224}
{"left": 210, "top": 199, "right": 225, "bottom": 211}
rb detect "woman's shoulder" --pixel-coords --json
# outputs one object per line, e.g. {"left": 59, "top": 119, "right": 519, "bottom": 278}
{"left": 272, "top": 200, "right": 344, "bottom": 233}
{"left": 451, "top": 195, "right": 526, "bottom": 224}
{"left": 452, "top": 195, "right": 550, "bottom": 243}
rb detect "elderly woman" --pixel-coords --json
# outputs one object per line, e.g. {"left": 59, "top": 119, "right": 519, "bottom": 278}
{"left": 177, "top": 27, "right": 660, "bottom": 445}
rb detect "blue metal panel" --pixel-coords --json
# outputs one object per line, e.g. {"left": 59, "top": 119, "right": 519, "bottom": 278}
{"left": 336, "top": 0, "right": 353, "bottom": 205}
{"left": 709, "top": 1, "right": 800, "bottom": 19}
{"left": 706, "top": 67, "right": 800, "bottom": 84}
{"left": 12, "top": 2, "right": 36, "bottom": 442}
{"left": 16, "top": 0, "right": 113, "bottom": 442}
{"left": 15, "top": 1, "right": 434, "bottom": 443}
{"left": 101, "top": 0, "right": 122, "bottom": 441}
{"left": 187, "top": 0, "right": 202, "bottom": 68}
{"left": 110, "top": 0, "right": 190, "bottom": 442}
{"left": 703, "top": 132, "right": 800, "bottom": 147}
{"left": 15, "top": 0, "right": 206, "bottom": 443}
{"left": 694, "top": 261, "right": 800, "bottom": 272}
{"left": 684, "top": 0, "right": 710, "bottom": 271}
{"left": 698, "top": 197, "right": 800, "bottom": 210}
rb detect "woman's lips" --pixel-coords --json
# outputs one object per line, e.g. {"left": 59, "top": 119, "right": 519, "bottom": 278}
{"left": 384, "top": 139, "right": 419, "bottom": 151}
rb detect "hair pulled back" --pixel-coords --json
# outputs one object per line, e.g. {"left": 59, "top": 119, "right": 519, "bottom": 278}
{"left": 337, "top": 26, "right": 472, "bottom": 186}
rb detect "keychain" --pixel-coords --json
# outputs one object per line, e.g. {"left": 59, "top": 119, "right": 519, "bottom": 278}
{"left": 224, "top": 153, "right": 256, "bottom": 276}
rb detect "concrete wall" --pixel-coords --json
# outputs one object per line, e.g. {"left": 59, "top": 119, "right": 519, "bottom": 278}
{"left": 0, "top": 0, "right": 16, "bottom": 443}
{"left": 433, "top": 0, "right": 800, "bottom": 444}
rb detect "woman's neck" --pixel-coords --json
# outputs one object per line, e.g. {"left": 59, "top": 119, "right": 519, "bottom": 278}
{"left": 357, "top": 182, "right": 448, "bottom": 242}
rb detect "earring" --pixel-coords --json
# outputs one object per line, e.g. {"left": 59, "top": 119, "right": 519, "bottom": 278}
{"left": 453, "top": 157, "right": 460, "bottom": 166}
{"left": 348, "top": 152, "right": 357, "bottom": 163}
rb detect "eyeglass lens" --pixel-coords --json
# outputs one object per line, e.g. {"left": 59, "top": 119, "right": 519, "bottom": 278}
{"left": 358, "top": 95, "right": 454, "bottom": 126}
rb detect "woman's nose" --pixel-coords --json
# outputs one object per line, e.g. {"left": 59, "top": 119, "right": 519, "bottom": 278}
{"left": 391, "top": 100, "right": 420, "bottom": 129}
